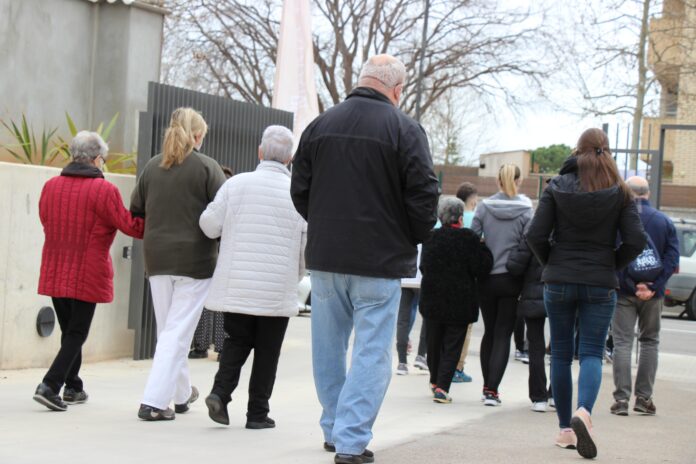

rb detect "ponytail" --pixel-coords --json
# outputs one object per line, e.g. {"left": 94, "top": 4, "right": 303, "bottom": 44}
{"left": 161, "top": 107, "right": 208, "bottom": 169}
{"left": 498, "top": 164, "right": 521, "bottom": 197}
{"left": 574, "top": 128, "right": 632, "bottom": 204}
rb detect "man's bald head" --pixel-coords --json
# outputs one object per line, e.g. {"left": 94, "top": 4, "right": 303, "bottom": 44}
{"left": 626, "top": 176, "right": 650, "bottom": 198}
{"left": 357, "top": 55, "right": 406, "bottom": 106}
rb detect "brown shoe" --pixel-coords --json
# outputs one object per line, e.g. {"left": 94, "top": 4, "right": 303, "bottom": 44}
{"left": 610, "top": 400, "right": 628, "bottom": 416}
{"left": 634, "top": 397, "right": 656, "bottom": 415}
{"left": 570, "top": 407, "right": 597, "bottom": 459}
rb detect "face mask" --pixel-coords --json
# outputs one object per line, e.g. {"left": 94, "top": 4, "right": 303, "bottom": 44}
{"left": 463, "top": 211, "right": 475, "bottom": 228}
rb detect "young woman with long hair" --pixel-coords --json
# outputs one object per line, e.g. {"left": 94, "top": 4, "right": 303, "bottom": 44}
{"left": 526, "top": 128, "right": 645, "bottom": 458}
{"left": 131, "top": 107, "right": 227, "bottom": 421}
{"left": 472, "top": 164, "right": 533, "bottom": 406}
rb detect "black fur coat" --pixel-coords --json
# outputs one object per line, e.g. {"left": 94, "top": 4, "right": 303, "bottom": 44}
{"left": 419, "top": 226, "right": 493, "bottom": 324}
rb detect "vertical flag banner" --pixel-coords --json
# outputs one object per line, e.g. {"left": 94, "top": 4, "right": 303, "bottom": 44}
{"left": 272, "top": 0, "right": 319, "bottom": 146}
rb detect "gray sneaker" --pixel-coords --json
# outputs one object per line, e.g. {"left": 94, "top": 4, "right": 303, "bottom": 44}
{"left": 413, "top": 355, "right": 428, "bottom": 370}
{"left": 396, "top": 363, "right": 408, "bottom": 375}
{"left": 175, "top": 386, "right": 199, "bottom": 413}
{"left": 138, "top": 404, "right": 175, "bottom": 421}
{"left": 63, "top": 388, "right": 89, "bottom": 405}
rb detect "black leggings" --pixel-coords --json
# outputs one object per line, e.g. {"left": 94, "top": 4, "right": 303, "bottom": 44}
{"left": 479, "top": 273, "right": 523, "bottom": 393}
{"left": 525, "top": 316, "right": 549, "bottom": 402}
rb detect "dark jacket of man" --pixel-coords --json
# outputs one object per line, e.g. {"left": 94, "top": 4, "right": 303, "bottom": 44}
{"left": 617, "top": 198, "right": 680, "bottom": 297}
{"left": 526, "top": 157, "right": 646, "bottom": 289}
{"left": 290, "top": 87, "right": 439, "bottom": 278}
{"left": 506, "top": 234, "right": 545, "bottom": 319}
{"left": 419, "top": 227, "right": 493, "bottom": 324}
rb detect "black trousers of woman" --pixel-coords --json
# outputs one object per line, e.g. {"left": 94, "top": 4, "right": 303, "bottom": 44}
{"left": 212, "top": 313, "right": 289, "bottom": 421}
{"left": 43, "top": 298, "right": 97, "bottom": 393}
{"left": 479, "top": 273, "right": 523, "bottom": 393}
{"left": 426, "top": 319, "right": 468, "bottom": 392}
{"left": 525, "top": 316, "right": 549, "bottom": 402}
{"left": 396, "top": 288, "right": 426, "bottom": 364}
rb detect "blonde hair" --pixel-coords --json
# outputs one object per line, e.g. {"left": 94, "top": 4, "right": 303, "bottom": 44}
{"left": 498, "top": 164, "right": 521, "bottom": 197}
{"left": 161, "top": 107, "right": 208, "bottom": 169}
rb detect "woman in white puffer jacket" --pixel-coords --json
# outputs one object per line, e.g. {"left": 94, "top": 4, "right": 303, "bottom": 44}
{"left": 199, "top": 125, "right": 307, "bottom": 429}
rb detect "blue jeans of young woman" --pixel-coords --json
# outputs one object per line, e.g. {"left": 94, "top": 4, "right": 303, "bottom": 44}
{"left": 544, "top": 283, "right": 616, "bottom": 429}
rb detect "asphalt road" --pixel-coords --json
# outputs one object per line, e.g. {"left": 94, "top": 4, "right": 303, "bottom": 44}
{"left": 661, "top": 315, "right": 696, "bottom": 356}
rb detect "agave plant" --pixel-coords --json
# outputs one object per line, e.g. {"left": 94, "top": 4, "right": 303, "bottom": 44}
{"left": 0, "top": 114, "right": 65, "bottom": 165}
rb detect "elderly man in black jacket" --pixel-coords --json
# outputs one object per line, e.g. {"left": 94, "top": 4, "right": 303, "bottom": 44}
{"left": 291, "top": 54, "right": 439, "bottom": 464}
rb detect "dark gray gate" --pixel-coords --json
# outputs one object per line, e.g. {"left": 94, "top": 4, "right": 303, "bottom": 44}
{"left": 128, "top": 82, "right": 293, "bottom": 360}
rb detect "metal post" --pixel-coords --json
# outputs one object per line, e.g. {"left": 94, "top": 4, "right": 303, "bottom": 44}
{"left": 414, "top": 0, "right": 430, "bottom": 122}
{"left": 652, "top": 126, "right": 666, "bottom": 209}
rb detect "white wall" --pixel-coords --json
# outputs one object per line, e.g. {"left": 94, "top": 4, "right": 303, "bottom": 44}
{"left": 0, "top": 162, "right": 136, "bottom": 369}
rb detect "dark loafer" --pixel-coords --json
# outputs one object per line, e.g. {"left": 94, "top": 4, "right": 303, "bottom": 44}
{"left": 205, "top": 393, "right": 229, "bottom": 425}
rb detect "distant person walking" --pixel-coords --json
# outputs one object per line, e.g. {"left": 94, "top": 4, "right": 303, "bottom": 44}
{"left": 452, "top": 182, "right": 479, "bottom": 383}
{"left": 419, "top": 197, "right": 493, "bottom": 403}
{"left": 131, "top": 108, "right": 226, "bottom": 421}
{"left": 200, "top": 126, "right": 307, "bottom": 430}
{"left": 610, "top": 176, "right": 679, "bottom": 416}
{"left": 291, "top": 54, "right": 439, "bottom": 464}
{"left": 507, "top": 225, "right": 550, "bottom": 412}
{"left": 526, "top": 128, "right": 645, "bottom": 458}
{"left": 472, "top": 165, "right": 533, "bottom": 406}
{"left": 33, "top": 131, "right": 144, "bottom": 411}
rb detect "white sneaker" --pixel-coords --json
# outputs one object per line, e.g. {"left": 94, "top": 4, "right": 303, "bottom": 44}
{"left": 531, "top": 401, "right": 547, "bottom": 412}
{"left": 396, "top": 363, "right": 408, "bottom": 375}
{"left": 413, "top": 355, "right": 428, "bottom": 370}
{"left": 549, "top": 397, "right": 556, "bottom": 409}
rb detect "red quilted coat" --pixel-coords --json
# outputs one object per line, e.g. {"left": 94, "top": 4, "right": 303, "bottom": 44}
{"left": 38, "top": 163, "right": 144, "bottom": 303}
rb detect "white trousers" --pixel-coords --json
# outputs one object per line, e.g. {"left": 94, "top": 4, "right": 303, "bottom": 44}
{"left": 141, "top": 275, "right": 211, "bottom": 409}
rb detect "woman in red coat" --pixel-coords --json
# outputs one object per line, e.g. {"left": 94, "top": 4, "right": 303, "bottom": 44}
{"left": 33, "top": 131, "right": 144, "bottom": 412}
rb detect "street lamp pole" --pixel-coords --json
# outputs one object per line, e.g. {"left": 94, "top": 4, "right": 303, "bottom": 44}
{"left": 414, "top": 0, "right": 430, "bottom": 123}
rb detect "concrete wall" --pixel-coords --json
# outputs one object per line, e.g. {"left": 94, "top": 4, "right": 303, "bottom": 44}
{"left": 0, "top": 162, "right": 137, "bottom": 369}
{"left": 0, "top": 0, "right": 164, "bottom": 156}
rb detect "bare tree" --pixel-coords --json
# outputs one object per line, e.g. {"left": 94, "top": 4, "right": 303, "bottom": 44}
{"left": 553, "top": 0, "right": 696, "bottom": 158}
{"left": 162, "top": 0, "right": 553, "bottom": 119}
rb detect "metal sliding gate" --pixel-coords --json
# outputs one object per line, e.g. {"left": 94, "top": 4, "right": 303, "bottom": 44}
{"left": 128, "top": 82, "right": 293, "bottom": 359}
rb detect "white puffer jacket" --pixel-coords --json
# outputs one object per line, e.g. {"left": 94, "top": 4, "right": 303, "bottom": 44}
{"left": 200, "top": 161, "right": 307, "bottom": 317}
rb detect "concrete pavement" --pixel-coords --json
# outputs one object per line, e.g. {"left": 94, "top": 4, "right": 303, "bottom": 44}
{"left": 1, "top": 315, "right": 695, "bottom": 463}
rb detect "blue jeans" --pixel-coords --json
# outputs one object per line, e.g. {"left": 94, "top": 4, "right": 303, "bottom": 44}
{"left": 545, "top": 283, "right": 616, "bottom": 429}
{"left": 310, "top": 271, "right": 401, "bottom": 455}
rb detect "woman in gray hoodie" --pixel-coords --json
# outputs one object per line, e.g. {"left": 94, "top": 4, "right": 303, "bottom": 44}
{"left": 472, "top": 164, "right": 533, "bottom": 406}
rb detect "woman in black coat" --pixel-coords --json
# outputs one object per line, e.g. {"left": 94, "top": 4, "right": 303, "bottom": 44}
{"left": 526, "top": 128, "right": 645, "bottom": 458}
{"left": 419, "top": 197, "right": 493, "bottom": 403}
{"left": 507, "top": 233, "right": 549, "bottom": 412}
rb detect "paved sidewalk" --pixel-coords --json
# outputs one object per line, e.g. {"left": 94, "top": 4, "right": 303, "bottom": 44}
{"left": 1, "top": 316, "right": 694, "bottom": 463}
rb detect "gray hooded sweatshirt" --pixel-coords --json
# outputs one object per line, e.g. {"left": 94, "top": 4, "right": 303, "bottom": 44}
{"left": 471, "top": 192, "right": 534, "bottom": 275}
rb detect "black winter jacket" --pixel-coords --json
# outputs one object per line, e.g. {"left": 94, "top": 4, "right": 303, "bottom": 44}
{"left": 526, "top": 157, "right": 646, "bottom": 289}
{"left": 506, "top": 235, "right": 545, "bottom": 319}
{"left": 419, "top": 227, "right": 494, "bottom": 324}
{"left": 291, "top": 87, "right": 439, "bottom": 278}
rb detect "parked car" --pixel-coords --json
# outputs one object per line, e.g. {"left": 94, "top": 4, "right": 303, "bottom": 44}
{"left": 664, "top": 218, "right": 696, "bottom": 320}
{"left": 298, "top": 274, "right": 311, "bottom": 314}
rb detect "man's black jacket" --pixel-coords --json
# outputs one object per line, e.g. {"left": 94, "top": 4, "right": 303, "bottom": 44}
{"left": 291, "top": 87, "right": 439, "bottom": 278}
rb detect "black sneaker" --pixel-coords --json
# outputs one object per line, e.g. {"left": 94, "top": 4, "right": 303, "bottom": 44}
{"left": 610, "top": 400, "right": 628, "bottom": 416}
{"left": 63, "top": 388, "right": 88, "bottom": 405}
{"left": 334, "top": 450, "right": 375, "bottom": 464}
{"left": 137, "top": 404, "right": 175, "bottom": 421}
{"left": 175, "top": 386, "right": 199, "bottom": 413}
{"left": 33, "top": 383, "right": 67, "bottom": 411}
{"left": 634, "top": 396, "right": 656, "bottom": 415}
{"left": 205, "top": 393, "right": 229, "bottom": 425}
{"left": 245, "top": 416, "right": 276, "bottom": 429}
{"left": 188, "top": 349, "right": 208, "bottom": 359}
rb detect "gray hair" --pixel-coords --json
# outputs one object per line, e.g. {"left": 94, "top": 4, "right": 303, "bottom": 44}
{"left": 627, "top": 179, "right": 650, "bottom": 197}
{"left": 260, "top": 125, "right": 293, "bottom": 164}
{"left": 70, "top": 131, "right": 108, "bottom": 164}
{"left": 358, "top": 56, "right": 406, "bottom": 88}
{"left": 438, "top": 197, "right": 465, "bottom": 227}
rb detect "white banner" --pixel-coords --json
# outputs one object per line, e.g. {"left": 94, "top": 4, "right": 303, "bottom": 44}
{"left": 272, "top": 0, "right": 319, "bottom": 147}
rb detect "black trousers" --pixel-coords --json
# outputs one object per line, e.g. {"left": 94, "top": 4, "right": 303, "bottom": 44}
{"left": 479, "top": 273, "right": 523, "bottom": 392}
{"left": 514, "top": 314, "right": 527, "bottom": 352}
{"left": 396, "top": 288, "right": 426, "bottom": 364}
{"left": 426, "top": 319, "right": 468, "bottom": 392}
{"left": 212, "top": 313, "right": 289, "bottom": 421}
{"left": 43, "top": 298, "right": 97, "bottom": 393}
{"left": 525, "top": 316, "right": 549, "bottom": 402}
